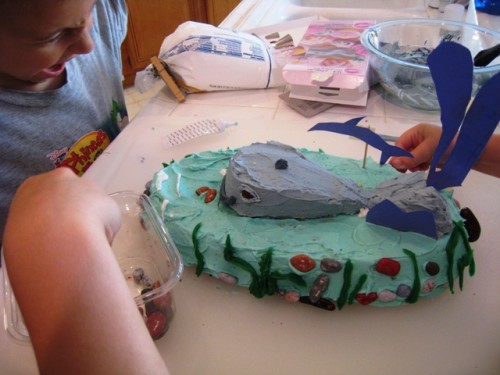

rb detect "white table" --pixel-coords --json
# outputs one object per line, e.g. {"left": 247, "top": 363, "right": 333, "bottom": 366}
{"left": 2, "top": 2, "right": 500, "bottom": 374}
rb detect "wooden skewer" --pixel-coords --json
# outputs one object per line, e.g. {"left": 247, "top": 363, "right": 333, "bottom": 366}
{"left": 362, "top": 126, "right": 370, "bottom": 169}
{"left": 150, "top": 56, "right": 186, "bottom": 103}
{"left": 362, "top": 141, "right": 368, "bottom": 169}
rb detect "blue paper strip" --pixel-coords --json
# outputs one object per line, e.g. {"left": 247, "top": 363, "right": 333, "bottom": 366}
{"left": 309, "top": 117, "right": 413, "bottom": 164}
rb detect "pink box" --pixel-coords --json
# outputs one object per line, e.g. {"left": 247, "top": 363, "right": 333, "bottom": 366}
{"left": 282, "top": 20, "right": 375, "bottom": 106}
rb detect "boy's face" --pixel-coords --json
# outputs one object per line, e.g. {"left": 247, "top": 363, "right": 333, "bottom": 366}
{"left": 0, "top": 0, "right": 96, "bottom": 91}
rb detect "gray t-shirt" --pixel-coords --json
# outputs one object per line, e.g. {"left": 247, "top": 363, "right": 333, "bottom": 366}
{"left": 0, "top": 0, "right": 129, "bottom": 242}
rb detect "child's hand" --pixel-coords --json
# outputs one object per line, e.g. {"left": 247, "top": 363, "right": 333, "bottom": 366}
{"left": 389, "top": 123, "right": 443, "bottom": 173}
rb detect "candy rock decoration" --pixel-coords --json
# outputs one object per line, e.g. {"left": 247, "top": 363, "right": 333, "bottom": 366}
{"left": 290, "top": 254, "right": 316, "bottom": 273}
{"left": 375, "top": 258, "right": 401, "bottom": 277}
{"left": 130, "top": 268, "right": 174, "bottom": 340}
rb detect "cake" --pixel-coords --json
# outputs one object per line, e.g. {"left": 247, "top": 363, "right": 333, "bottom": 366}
{"left": 148, "top": 141, "right": 476, "bottom": 311}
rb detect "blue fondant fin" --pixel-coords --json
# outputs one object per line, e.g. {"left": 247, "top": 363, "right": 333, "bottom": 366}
{"left": 366, "top": 200, "right": 437, "bottom": 238}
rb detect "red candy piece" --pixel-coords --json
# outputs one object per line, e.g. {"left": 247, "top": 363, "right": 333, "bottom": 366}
{"left": 355, "top": 292, "right": 378, "bottom": 305}
{"left": 153, "top": 292, "right": 173, "bottom": 312}
{"left": 146, "top": 311, "right": 168, "bottom": 340}
{"left": 290, "top": 254, "right": 316, "bottom": 273}
{"left": 196, "top": 186, "right": 209, "bottom": 195}
{"left": 204, "top": 189, "right": 217, "bottom": 203}
{"left": 375, "top": 258, "right": 401, "bottom": 277}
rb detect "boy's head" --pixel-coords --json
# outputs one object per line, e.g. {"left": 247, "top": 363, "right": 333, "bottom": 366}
{"left": 0, "top": 0, "right": 96, "bottom": 91}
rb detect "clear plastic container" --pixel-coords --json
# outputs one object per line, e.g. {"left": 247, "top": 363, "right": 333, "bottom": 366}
{"left": 2, "top": 257, "right": 30, "bottom": 344}
{"left": 2, "top": 191, "right": 183, "bottom": 343}
{"left": 110, "top": 191, "right": 183, "bottom": 340}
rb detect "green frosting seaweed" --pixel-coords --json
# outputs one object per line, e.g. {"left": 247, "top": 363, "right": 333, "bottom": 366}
{"left": 457, "top": 252, "right": 473, "bottom": 290}
{"left": 192, "top": 223, "right": 205, "bottom": 276}
{"left": 162, "top": 159, "right": 175, "bottom": 168}
{"left": 403, "top": 249, "right": 420, "bottom": 304}
{"left": 224, "top": 235, "right": 258, "bottom": 279}
{"left": 223, "top": 235, "right": 305, "bottom": 298}
{"left": 348, "top": 273, "right": 367, "bottom": 305}
{"left": 337, "top": 259, "right": 353, "bottom": 310}
{"left": 452, "top": 221, "right": 475, "bottom": 290}
{"left": 455, "top": 220, "right": 476, "bottom": 277}
{"left": 445, "top": 226, "right": 460, "bottom": 294}
{"left": 469, "top": 256, "right": 476, "bottom": 277}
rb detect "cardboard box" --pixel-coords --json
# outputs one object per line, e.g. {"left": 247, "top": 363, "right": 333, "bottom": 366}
{"left": 282, "top": 20, "right": 374, "bottom": 106}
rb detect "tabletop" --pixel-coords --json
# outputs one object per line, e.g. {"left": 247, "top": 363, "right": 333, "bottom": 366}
{"left": 86, "top": 86, "right": 500, "bottom": 375}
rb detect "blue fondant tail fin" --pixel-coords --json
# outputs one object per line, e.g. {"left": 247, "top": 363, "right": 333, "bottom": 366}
{"left": 366, "top": 200, "right": 437, "bottom": 238}
{"left": 427, "top": 42, "right": 473, "bottom": 177}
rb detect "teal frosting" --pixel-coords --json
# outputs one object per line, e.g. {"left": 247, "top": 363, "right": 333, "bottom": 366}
{"left": 149, "top": 147, "right": 473, "bottom": 308}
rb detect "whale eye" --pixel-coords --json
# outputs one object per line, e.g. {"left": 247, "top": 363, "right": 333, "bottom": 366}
{"left": 242, "top": 190, "right": 255, "bottom": 199}
{"left": 239, "top": 184, "right": 260, "bottom": 202}
{"left": 275, "top": 159, "right": 288, "bottom": 170}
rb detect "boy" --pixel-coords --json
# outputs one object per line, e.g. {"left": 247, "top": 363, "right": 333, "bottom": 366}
{"left": 0, "top": 0, "right": 129, "bottom": 243}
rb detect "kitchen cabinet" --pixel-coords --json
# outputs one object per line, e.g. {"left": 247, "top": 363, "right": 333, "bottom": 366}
{"left": 122, "top": 0, "right": 241, "bottom": 86}
{"left": 206, "top": 0, "right": 241, "bottom": 25}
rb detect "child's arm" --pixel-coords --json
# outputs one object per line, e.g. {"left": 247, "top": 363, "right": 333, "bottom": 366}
{"left": 390, "top": 123, "right": 500, "bottom": 178}
{"left": 473, "top": 134, "right": 500, "bottom": 177}
{"left": 3, "top": 168, "right": 169, "bottom": 375}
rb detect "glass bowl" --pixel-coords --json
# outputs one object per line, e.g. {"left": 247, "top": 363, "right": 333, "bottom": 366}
{"left": 360, "top": 18, "right": 500, "bottom": 111}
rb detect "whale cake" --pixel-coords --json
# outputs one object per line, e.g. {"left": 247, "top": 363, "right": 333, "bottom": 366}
{"left": 148, "top": 141, "right": 476, "bottom": 310}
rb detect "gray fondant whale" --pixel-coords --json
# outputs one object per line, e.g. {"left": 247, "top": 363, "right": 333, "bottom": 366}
{"left": 219, "top": 142, "right": 452, "bottom": 237}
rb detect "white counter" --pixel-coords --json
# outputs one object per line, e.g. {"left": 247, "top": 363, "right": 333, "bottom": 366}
{"left": 222, "top": 0, "right": 500, "bottom": 30}
{"left": 2, "top": 2, "right": 500, "bottom": 374}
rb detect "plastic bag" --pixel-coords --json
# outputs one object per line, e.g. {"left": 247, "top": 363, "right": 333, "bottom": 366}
{"left": 135, "top": 21, "right": 284, "bottom": 94}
